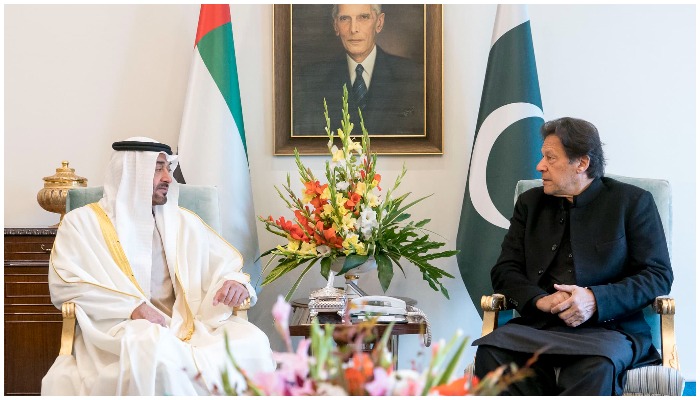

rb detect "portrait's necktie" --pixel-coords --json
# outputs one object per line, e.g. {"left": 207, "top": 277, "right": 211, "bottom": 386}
{"left": 352, "top": 64, "right": 368, "bottom": 110}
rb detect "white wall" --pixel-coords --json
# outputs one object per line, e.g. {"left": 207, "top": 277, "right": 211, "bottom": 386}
{"left": 4, "top": 4, "right": 695, "bottom": 381}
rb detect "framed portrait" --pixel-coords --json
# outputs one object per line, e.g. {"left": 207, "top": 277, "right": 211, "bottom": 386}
{"left": 273, "top": 4, "right": 443, "bottom": 155}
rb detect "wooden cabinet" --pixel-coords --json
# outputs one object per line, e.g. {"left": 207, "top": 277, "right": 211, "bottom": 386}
{"left": 4, "top": 228, "right": 60, "bottom": 396}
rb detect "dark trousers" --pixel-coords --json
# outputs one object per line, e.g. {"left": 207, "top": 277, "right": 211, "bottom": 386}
{"left": 475, "top": 345, "right": 616, "bottom": 396}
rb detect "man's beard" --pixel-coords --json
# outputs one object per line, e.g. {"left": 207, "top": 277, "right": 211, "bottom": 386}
{"left": 152, "top": 184, "right": 169, "bottom": 205}
{"left": 152, "top": 194, "right": 168, "bottom": 205}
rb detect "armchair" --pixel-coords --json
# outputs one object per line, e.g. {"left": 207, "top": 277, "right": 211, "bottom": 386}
{"left": 467, "top": 175, "right": 684, "bottom": 396}
{"left": 57, "top": 185, "right": 250, "bottom": 358}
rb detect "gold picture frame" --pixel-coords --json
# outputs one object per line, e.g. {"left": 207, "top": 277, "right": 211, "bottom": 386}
{"left": 273, "top": 4, "right": 443, "bottom": 155}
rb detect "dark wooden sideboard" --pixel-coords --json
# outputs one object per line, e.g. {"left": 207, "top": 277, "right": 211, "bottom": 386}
{"left": 4, "top": 227, "right": 61, "bottom": 396}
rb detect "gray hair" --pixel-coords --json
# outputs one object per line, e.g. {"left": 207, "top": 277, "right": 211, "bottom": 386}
{"left": 332, "top": 4, "right": 382, "bottom": 20}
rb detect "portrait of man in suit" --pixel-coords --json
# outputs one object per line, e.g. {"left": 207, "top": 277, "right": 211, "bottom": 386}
{"left": 292, "top": 4, "right": 425, "bottom": 137}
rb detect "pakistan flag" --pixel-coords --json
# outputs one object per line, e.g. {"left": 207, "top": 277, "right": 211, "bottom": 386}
{"left": 456, "top": 5, "right": 544, "bottom": 317}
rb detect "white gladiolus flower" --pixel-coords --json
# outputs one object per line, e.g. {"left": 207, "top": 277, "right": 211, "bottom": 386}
{"left": 335, "top": 181, "right": 350, "bottom": 191}
{"left": 355, "top": 209, "right": 378, "bottom": 240}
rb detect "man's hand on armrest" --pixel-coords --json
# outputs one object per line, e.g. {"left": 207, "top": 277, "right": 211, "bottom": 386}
{"left": 213, "top": 280, "right": 249, "bottom": 307}
{"left": 130, "top": 302, "right": 167, "bottom": 327}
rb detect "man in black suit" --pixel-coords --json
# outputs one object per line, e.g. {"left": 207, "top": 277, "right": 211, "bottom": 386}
{"left": 472, "top": 118, "right": 673, "bottom": 395}
{"left": 293, "top": 4, "right": 424, "bottom": 136}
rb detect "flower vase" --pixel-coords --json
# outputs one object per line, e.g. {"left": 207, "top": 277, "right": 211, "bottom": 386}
{"left": 330, "top": 256, "right": 377, "bottom": 301}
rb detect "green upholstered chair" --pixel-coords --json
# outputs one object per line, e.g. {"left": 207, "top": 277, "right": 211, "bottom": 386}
{"left": 65, "top": 185, "right": 222, "bottom": 233}
{"left": 467, "top": 174, "right": 684, "bottom": 396}
{"left": 57, "top": 184, "right": 250, "bottom": 359}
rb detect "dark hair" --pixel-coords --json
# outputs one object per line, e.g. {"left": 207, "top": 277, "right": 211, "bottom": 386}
{"left": 540, "top": 117, "right": 606, "bottom": 179}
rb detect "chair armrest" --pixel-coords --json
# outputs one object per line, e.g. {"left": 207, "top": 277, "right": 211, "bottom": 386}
{"left": 59, "top": 302, "right": 76, "bottom": 356}
{"left": 58, "top": 298, "right": 251, "bottom": 357}
{"left": 480, "top": 294, "right": 506, "bottom": 337}
{"left": 653, "top": 296, "right": 680, "bottom": 370}
{"left": 232, "top": 297, "right": 251, "bottom": 319}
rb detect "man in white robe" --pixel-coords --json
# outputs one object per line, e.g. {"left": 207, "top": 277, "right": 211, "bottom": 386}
{"left": 41, "top": 137, "right": 275, "bottom": 395}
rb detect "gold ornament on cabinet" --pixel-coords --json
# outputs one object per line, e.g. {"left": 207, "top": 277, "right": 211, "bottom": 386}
{"left": 37, "top": 161, "right": 87, "bottom": 226}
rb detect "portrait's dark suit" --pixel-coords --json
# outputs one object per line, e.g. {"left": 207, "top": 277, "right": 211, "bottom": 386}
{"left": 473, "top": 177, "right": 673, "bottom": 395}
{"left": 293, "top": 46, "right": 424, "bottom": 136}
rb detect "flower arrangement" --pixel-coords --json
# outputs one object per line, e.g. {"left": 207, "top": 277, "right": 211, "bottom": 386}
{"left": 213, "top": 297, "right": 533, "bottom": 396}
{"left": 259, "top": 86, "right": 458, "bottom": 300}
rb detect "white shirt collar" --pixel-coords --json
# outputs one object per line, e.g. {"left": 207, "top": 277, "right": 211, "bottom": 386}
{"left": 346, "top": 45, "right": 377, "bottom": 89}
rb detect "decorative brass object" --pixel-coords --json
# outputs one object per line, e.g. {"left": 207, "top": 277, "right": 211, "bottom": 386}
{"left": 37, "top": 161, "right": 87, "bottom": 226}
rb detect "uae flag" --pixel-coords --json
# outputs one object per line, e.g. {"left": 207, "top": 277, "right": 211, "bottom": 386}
{"left": 456, "top": 5, "right": 544, "bottom": 316}
{"left": 176, "top": 5, "right": 261, "bottom": 284}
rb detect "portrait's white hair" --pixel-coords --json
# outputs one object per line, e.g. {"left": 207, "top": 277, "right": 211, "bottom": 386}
{"left": 331, "top": 4, "right": 382, "bottom": 20}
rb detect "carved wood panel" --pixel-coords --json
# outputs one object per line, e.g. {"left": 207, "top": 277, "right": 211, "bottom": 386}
{"left": 5, "top": 229, "right": 60, "bottom": 396}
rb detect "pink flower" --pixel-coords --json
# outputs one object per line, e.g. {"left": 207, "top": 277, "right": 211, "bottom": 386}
{"left": 252, "top": 370, "right": 286, "bottom": 396}
{"left": 392, "top": 370, "right": 425, "bottom": 396}
{"left": 365, "top": 367, "right": 391, "bottom": 396}
{"left": 272, "top": 338, "right": 311, "bottom": 382}
{"left": 288, "top": 378, "right": 315, "bottom": 396}
{"left": 272, "top": 295, "right": 292, "bottom": 351}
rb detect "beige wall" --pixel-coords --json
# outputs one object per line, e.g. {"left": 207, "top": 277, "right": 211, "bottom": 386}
{"left": 4, "top": 4, "right": 695, "bottom": 379}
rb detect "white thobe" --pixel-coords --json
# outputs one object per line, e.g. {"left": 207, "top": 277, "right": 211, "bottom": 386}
{"left": 151, "top": 222, "right": 175, "bottom": 316}
{"left": 41, "top": 203, "right": 275, "bottom": 395}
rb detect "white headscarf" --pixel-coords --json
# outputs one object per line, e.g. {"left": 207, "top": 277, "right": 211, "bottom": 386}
{"left": 98, "top": 137, "right": 179, "bottom": 295}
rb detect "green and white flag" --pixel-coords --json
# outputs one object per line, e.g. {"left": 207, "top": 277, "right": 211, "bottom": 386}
{"left": 176, "top": 5, "right": 261, "bottom": 285}
{"left": 456, "top": 5, "right": 544, "bottom": 316}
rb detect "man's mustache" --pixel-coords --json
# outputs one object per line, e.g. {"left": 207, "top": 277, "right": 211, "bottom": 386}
{"left": 156, "top": 183, "right": 169, "bottom": 191}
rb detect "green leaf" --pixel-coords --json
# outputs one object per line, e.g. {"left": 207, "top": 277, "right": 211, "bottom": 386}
{"left": 337, "top": 254, "right": 369, "bottom": 274}
{"left": 415, "top": 218, "right": 431, "bottom": 228}
{"left": 261, "top": 258, "right": 300, "bottom": 286}
{"left": 257, "top": 247, "right": 275, "bottom": 259}
{"left": 320, "top": 257, "right": 332, "bottom": 279}
{"left": 375, "top": 252, "right": 394, "bottom": 292}
{"left": 393, "top": 213, "right": 410, "bottom": 223}
{"left": 284, "top": 258, "right": 319, "bottom": 302}
{"left": 435, "top": 336, "right": 469, "bottom": 386}
{"left": 441, "top": 286, "right": 450, "bottom": 300}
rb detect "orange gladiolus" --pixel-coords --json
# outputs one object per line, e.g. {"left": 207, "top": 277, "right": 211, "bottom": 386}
{"left": 275, "top": 216, "right": 309, "bottom": 242}
{"left": 323, "top": 224, "right": 344, "bottom": 248}
{"left": 345, "top": 192, "right": 362, "bottom": 209}
{"left": 344, "top": 353, "right": 374, "bottom": 395}
{"left": 323, "top": 226, "right": 339, "bottom": 243}
{"left": 304, "top": 180, "right": 327, "bottom": 197}
{"left": 310, "top": 196, "right": 327, "bottom": 210}
{"left": 373, "top": 174, "right": 382, "bottom": 191}
{"left": 294, "top": 210, "right": 310, "bottom": 229}
{"left": 289, "top": 225, "right": 309, "bottom": 242}
{"left": 312, "top": 221, "right": 328, "bottom": 245}
{"left": 275, "top": 216, "right": 293, "bottom": 231}
{"left": 431, "top": 376, "right": 468, "bottom": 396}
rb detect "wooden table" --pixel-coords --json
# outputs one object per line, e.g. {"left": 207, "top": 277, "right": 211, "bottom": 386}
{"left": 289, "top": 297, "right": 426, "bottom": 368}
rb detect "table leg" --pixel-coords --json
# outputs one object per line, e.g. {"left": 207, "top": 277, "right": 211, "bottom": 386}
{"left": 391, "top": 334, "right": 399, "bottom": 370}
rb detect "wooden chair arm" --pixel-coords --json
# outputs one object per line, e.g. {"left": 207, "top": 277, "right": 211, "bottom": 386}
{"left": 233, "top": 297, "right": 251, "bottom": 318}
{"left": 653, "top": 296, "right": 679, "bottom": 370}
{"left": 480, "top": 294, "right": 506, "bottom": 337}
{"left": 59, "top": 302, "right": 76, "bottom": 356}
